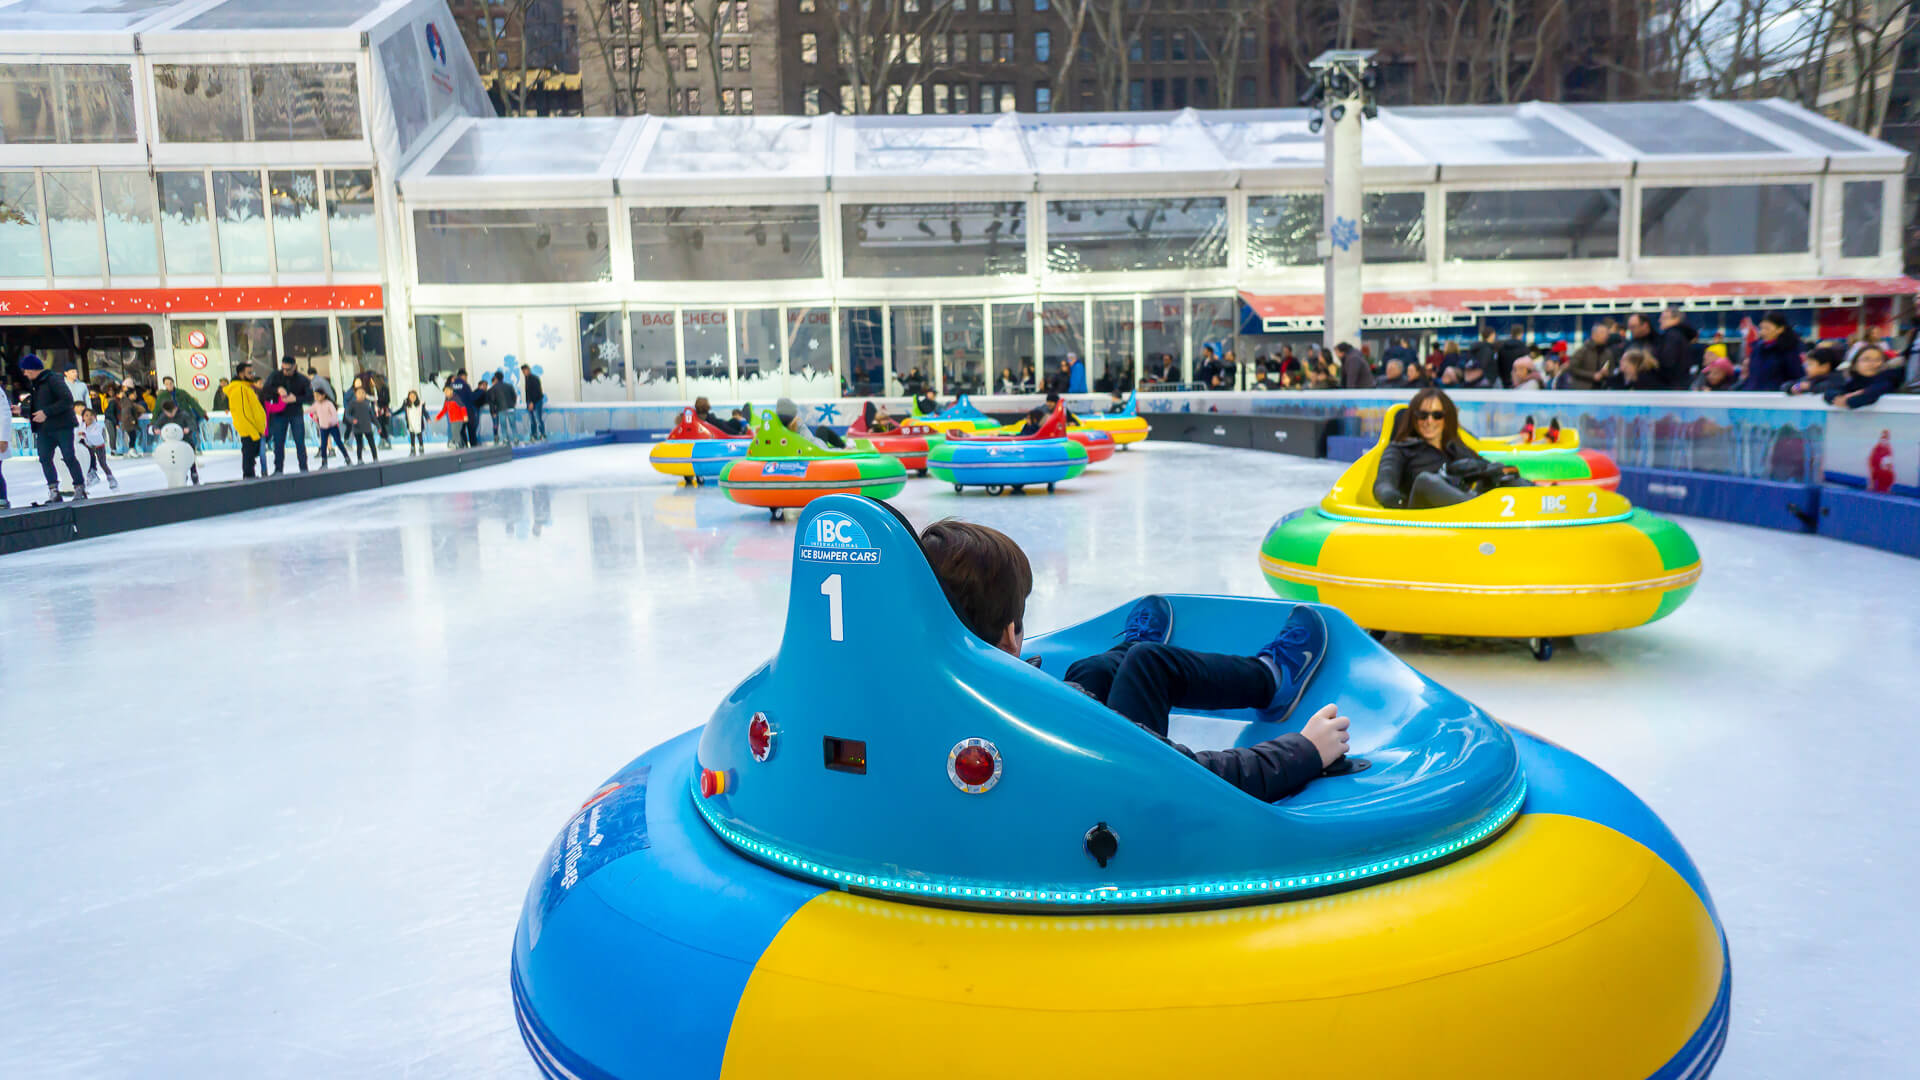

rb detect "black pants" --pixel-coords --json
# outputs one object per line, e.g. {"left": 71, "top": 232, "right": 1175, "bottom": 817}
{"left": 464, "top": 415, "right": 482, "bottom": 447}
{"left": 83, "top": 442, "right": 114, "bottom": 480}
{"left": 408, "top": 431, "right": 425, "bottom": 452}
{"left": 317, "top": 426, "right": 349, "bottom": 464}
{"left": 353, "top": 430, "right": 378, "bottom": 462}
{"left": 268, "top": 411, "right": 308, "bottom": 474}
{"left": 240, "top": 435, "right": 261, "bottom": 478}
{"left": 1063, "top": 642, "right": 1275, "bottom": 738}
{"left": 36, "top": 428, "right": 85, "bottom": 491}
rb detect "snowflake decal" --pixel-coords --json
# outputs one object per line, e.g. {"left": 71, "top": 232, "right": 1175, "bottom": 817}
{"left": 595, "top": 341, "right": 622, "bottom": 363}
{"left": 1329, "top": 216, "right": 1359, "bottom": 252}
{"left": 708, "top": 352, "right": 724, "bottom": 365}
{"left": 807, "top": 337, "right": 821, "bottom": 351}
{"left": 814, "top": 403, "right": 840, "bottom": 424}
{"left": 535, "top": 325, "right": 562, "bottom": 351}
{"left": 291, "top": 174, "right": 317, "bottom": 202}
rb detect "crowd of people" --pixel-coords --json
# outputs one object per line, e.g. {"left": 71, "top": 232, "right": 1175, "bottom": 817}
{"left": 1196, "top": 309, "right": 1919, "bottom": 408}
{"left": 3, "top": 354, "right": 554, "bottom": 509}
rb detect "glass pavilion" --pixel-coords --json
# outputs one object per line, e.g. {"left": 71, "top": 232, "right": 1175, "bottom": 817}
{"left": 2, "top": 0, "right": 1910, "bottom": 406}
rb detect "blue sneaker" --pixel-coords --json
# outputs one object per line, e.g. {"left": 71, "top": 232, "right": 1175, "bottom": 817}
{"left": 1257, "top": 605, "right": 1327, "bottom": 720}
{"left": 1118, "top": 595, "right": 1173, "bottom": 645}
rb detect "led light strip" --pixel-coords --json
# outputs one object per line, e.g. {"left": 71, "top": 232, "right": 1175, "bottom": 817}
{"left": 691, "top": 775, "right": 1527, "bottom": 909}
{"left": 1259, "top": 553, "right": 1704, "bottom": 596}
{"left": 1313, "top": 507, "right": 1636, "bottom": 529}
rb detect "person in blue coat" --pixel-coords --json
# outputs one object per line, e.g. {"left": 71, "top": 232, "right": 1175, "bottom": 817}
{"left": 1825, "top": 346, "right": 1900, "bottom": 409}
{"left": 1737, "top": 312, "right": 1804, "bottom": 391}
{"left": 1066, "top": 352, "right": 1087, "bottom": 393}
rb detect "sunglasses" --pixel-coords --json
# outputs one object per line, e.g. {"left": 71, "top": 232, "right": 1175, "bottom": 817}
{"left": 1414, "top": 410, "right": 1446, "bottom": 420}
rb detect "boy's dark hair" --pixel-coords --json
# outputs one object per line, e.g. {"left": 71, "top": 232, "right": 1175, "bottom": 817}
{"left": 919, "top": 519, "right": 1031, "bottom": 645}
{"left": 1804, "top": 345, "right": 1840, "bottom": 371}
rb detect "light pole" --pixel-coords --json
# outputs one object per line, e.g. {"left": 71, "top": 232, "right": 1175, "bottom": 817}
{"left": 1306, "top": 49, "right": 1379, "bottom": 355}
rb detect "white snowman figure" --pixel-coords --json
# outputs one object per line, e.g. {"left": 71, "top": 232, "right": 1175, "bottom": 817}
{"left": 153, "top": 423, "right": 198, "bottom": 488}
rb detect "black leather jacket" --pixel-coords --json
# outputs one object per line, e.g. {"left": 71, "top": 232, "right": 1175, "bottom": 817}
{"left": 1374, "top": 436, "right": 1483, "bottom": 508}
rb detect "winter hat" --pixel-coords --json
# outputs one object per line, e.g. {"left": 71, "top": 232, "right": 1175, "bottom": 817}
{"left": 1705, "top": 357, "right": 1734, "bottom": 378}
{"left": 19, "top": 353, "right": 44, "bottom": 371}
{"left": 775, "top": 397, "right": 799, "bottom": 424}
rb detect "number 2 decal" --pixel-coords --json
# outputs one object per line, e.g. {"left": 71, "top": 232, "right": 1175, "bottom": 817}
{"left": 1499, "top": 494, "right": 1515, "bottom": 518}
{"left": 821, "top": 573, "right": 844, "bottom": 642}
{"left": 1587, "top": 491, "right": 1599, "bottom": 514}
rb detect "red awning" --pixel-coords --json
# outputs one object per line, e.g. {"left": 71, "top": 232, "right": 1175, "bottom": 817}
{"left": 0, "top": 285, "right": 384, "bottom": 319}
{"left": 1241, "top": 277, "right": 1920, "bottom": 323}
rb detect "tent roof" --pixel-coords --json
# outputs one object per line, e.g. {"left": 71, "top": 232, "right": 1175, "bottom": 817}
{"left": 0, "top": 0, "right": 415, "bottom": 32}
{"left": 390, "top": 99, "right": 1907, "bottom": 203}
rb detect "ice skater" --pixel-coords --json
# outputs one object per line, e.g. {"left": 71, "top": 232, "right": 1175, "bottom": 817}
{"left": 345, "top": 385, "right": 380, "bottom": 464}
{"left": 917, "top": 518, "right": 1350, "bottom": 802}
{"left": 261, "top": 355, "right": 312, "bottom": 474}
{"left": 401, "top": 390, "right": 427, "bottom": 455}
{"left": 434, "top": 382, "right": 468, "bottom": 448}
{"left": 0, "top": 380, "right": 11, "bottom": 510}
{"left": 18, "top": 355, "right": 87, "bottom": 504}
{"left": 311, "top": 388, "right": 350, "bottom": 468}
{"left": 78, "top": 408, "right": 119, "bottom": 492}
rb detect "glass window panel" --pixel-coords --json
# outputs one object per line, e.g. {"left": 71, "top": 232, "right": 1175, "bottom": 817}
{"left": 735, "top": 307, "right": 781, "bottom": 395}
{"left": 0, "top": 171, "right": 45, "bottom": 277}
{"left": 1729, "top": 101, "right": 1874, "bottom": 153}
{"left": 213, "top": 170, "right": 269, "bottom": 274}
{"left": 1046, "top": 197, "right": 1227, "bottom": 273}
{"left": 227, "top": 317, "right": 278, "bottom": 380}
{"left": 158, "top": 171, "right": 214, "bottom": 275}
{"left": 58, "top": 64, "right": 137, "bottom": 143}
{"left": 992, "top": 302, "right": 1036, "bottom": 391}
{"left": 170, "top": 318, "right": 224, "bottom": 412}
{"left": 1639, "top": 184, "right": 1812, "bottom": 256}
{"left": 1041, "top": 300, "right": 1084, "bottom": 389}
{"left": 153, "top": 64, "right": 246, "bottom": 143}
{"left": 250, "top": 63, "right": 362, "bottom": 141}
{"left": 1568, "top": 103, "right": 1781, "bottom": 156}
{"left": 1246, "top": 193, "right": 1321, "bottom": 268}
{"left": 890, "top": 304, "right": 934, "bottom": 395}
{"left": 45, "top": 171, "right": 101, "bottom": 277}
{"left": 1190, "top": 297, "right": 1235, "bottom": 374}
{"left": 1142, "top": 294, "right": 1184, "bottom": 385}
{"left": 940, "top": 303, "right": 986, "bottom": 395}
{"left": 100, "top": 171, "right": 157, "bottom": 276}
{"left": 579, "top": 310, "right": 628, "bottom": 401}
{"left": 630, "top": 309, "right": 681, "bottom": 400}
{"left": 413, "top": 207, "right": 611, "bottom": 284}
{"left": 0, "top": 64, "right": 58, "bottom": 143}
{"left": 1444, "top": 188, "right": 1620, "bottom": 261}
{"left": 1842, "top": 180, "right": 1883, "bottom": 259}
{"left": 841, "top": 201, "right": 1026, "bottom": 277}
{"left": 787, "top": 306, "right": 836, "bottom": 396}
{"left": 325, "top": 169, "right": 378, "bottom": 272}
{"left": 842, "top": 307, "right": 884, "bottom": 396}
{"left": 683, "top": 308, "right": 731, "bottom": 398}
{"left": 280, "top": 316, "right": 335, "bottom": 385}
{"left": 414, "top": 313, "right": 467, "bottom": 386}
{"left": 1362, "top": 191, "right": 1426, "bottom": 263}
{"left": 337, "top": 315, "right": 387, "bottom": 382}
{"left": 1093, "top": 299, "right": 1134, "bottom": 391}
{"left": 269, "top": 169, "right": 324, "bottom": 272}
{"left": 630, "top": 205, "right": 822, "bottom": 280}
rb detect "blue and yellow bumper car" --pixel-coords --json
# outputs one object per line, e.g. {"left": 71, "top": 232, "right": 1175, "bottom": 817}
{"left": 512, "top": 496, "right": 1729, "bottom": 1080}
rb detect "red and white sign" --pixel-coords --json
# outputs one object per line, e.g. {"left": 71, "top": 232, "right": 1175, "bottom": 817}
{"left": 190, "top": 374, "right": 211, "bottom": 392}
{"left": 186, "top": 329, "right": 208, "bottom": 348}
{"left": 0, "top": 285, "right": 382, "bottom": 318}
{"left": 188, "top": 352, "right": 209, "bottom": 370}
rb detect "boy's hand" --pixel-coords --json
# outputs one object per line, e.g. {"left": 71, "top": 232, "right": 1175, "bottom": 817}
{"left": 1301, "top": 704, "right": 1350, "bottom": 768}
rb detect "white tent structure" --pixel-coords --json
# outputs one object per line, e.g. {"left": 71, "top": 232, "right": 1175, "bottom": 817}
{"left": 1, "top": 0, "right": 1911, "bottom": 403}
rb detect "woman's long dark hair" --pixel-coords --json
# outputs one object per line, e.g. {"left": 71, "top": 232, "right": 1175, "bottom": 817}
{"left": 1393, "top": 387, "right": 1461, "bottom": 446}
{"left": 863, "top": 400, "right": 878, "bottom": 426}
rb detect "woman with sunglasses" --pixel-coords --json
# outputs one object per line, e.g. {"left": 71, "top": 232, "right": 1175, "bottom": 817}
{"left": 1373, "top": 388, "right": 1515, "bottom": 509}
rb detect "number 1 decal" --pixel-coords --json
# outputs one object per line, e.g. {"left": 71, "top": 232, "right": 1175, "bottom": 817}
{"left": 1499, "top": 494, "right": 1515, "bottom": 518}
{"left": 821, "top": 574, "right": 844, "bottom": 642}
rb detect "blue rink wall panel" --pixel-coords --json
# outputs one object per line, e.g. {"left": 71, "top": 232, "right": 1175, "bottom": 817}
{"left": 1615, "top": 468, "right": 1820, "bottom": 534}
{"left": 1815, "top": 485, "right": 1920, "bottom": 558}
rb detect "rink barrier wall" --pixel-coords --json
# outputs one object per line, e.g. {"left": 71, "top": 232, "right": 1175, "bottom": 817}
{"left": 1615, "top": 468, "right": 1821, "bottom": 534}
{"left": 1816, "top": 486, "right": 1920, "bottom": 558}
{"left": 0, "top": 446, "right": 513, "bottom": 556}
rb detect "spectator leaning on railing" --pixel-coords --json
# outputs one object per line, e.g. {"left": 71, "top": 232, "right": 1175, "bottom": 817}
{"left": 1826, "top": 346, "right": 1900, "bottom": 410}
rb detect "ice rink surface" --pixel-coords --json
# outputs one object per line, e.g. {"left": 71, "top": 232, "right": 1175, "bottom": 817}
{"left": 1, "top": 442, "right": 1915, "bottom": 1078}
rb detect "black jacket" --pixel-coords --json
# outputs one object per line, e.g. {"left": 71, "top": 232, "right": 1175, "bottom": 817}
{"left": 344, "top": 397, "right": 377, "bottom": 432}
{"left": 25, "top": 374, "right": 78, "bottom": 432}
{"left": 260, "top": 369, "right": 313, "bottom": 408}
{"left": 487, "top": 380, "right": 516, "bottom": 412}
{"left": 1496, "top": 339, "right": 1528, "bottom": 387}
{"left": 1653, "top": 323, "right": 1698, "bottom": 389}
{"left": 523, "top": 373, "right": 544, "bottom": 406}
{"left": 1785, "top": 370, "right": 1843, "bottom": 398}
{"left": 1152, "top": 728, "right": 1325, "bottom": 803}
{"left": 1374, "top": 436, "right": 1484, "bottom": 508}
{"left": 1339, "top": 349, "right": 1375, "bottom": 389}
{"left": 1824, "top": 369, "right": 1900, "bottom": 409}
